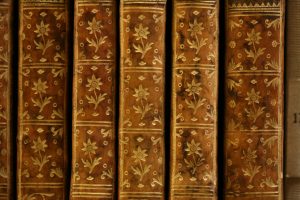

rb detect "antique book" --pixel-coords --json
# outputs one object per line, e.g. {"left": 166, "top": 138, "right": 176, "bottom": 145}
{"left": 70, "top": 0, "right": 116, "bottom": 199}
{"left": 224, "top": 0, "right": 284, "bottom": 199}
{"left": 0, "top": 0, "right": 12, "bottom": 199}
{"left": 285, "top": 0, "right": 300, "bottom": 199}
{"left": 119, "top": 0, "right": 167, "bottom": 199}
{"left": 170, "top": 0, "right": 219, "bottom": 199}
{"left": 17, "top": 0, "right": 69, "bottom": 199}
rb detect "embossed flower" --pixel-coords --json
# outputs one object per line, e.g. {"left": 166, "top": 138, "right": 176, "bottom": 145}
{"left": 133, "top": 24, "right": 150, "bottom": 41}
{"left": 133, "top": 84, "right": 150, "bottom": 101}
{"left": 82, "top": 138, "right": 98, "bottom": 155}
{"left": 86, "top": 74, "right": 103, "bottom": 92}
{"left": 242, "top": 148, "right": 257, "bottom": 163}
{"left": 245, "top": 88, "right": 262, "bottom": 105}
{"left": 185, "top": 139, "right": 202, "bottom": 156}
{"left": 132, "top": 146, "right": 148, "bottom": 163}
{"left": 86, "top": 17, "right": 103, "bottom": 35}
{"left": 185, "top": 79, "right": 202, "bottom": 97}
{"left": 245, "top": 29, "right": 262, "bottom": 45}
{"left": 32, "top": 78, "right": 48, "bottom": 94}
{"left": 31, "top": 137, "right": 48, "bottom": 153}
{"left": 187, "top": 19, "right": 204, "bottom": 37}
{"left": 34, "top": 21, "right": 50, "bottom": 38}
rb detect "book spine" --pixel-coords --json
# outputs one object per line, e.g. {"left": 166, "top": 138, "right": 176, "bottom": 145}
{"left": 0, "top": 0, "right": 12, "bottom": 199}
{"left": 170, "top": 0, "right": 219, "bottom": 199}
{"left": 119, "top": 0, "right": 167, "bottom": 199}
{"left": 224, "top": 0, "right": 285, "bottom": 199}
{"left": 285, "top": 0, "right": 300, "bottom": 199}
{"left": 70, "top": 0, "right": 116, "bottom": 199}
{"left": 17, "top": 0, "right": 69, "bottom": 199}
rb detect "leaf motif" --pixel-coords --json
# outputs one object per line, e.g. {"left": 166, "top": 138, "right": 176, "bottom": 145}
{"left": 242, "top": 164, "right": 261, "bottom": 183}
{"left": 227, "top": 79, "right": 242, "bottom": 90}
{"left": 50, "top": 168, "right": 63, "bottom": 178}
{"left": 262, "top": 136, "right": 277, "bottom": 149}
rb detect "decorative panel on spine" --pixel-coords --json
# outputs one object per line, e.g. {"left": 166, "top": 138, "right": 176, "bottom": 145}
{"left": 18, "top": 0, "right": 69, "bottom": 199}
{"left": 0, "top": 0, "right": 11, "bottom": 199}
{"left": 224, "top": 0, "right": 284, "bottom": 199}
{"left": 285, "top": 0, "right": 300, "bottom": 199}
{"left": 70, "top": 0, "right": 116, "bottom": 199}
{"left": 170, "top": 0, "right": 219, "bottom": 199}
{"left": 119, "top": 0, "right": 166, "bottom": 199}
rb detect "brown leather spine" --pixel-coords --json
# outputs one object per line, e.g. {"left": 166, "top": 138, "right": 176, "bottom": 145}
{"left": 224, "top": 0, "right": 285, "bottom": 199}
{"left": 285, "top": 0, "right": 300, "bottom": 199}
{"left": 70, "top": 0, "right": 116, "bottom": 199}
{"left": 0, "top": 0, "right": 12, "bottom": 199}
{"left": 17, "top": 0, "right": 69, "bottom": 199}
{"left": 119, "top": 0, "right": 166, "bottom": 199}
{"left": 170, "top": 0, "right": 219, "bottom": 199}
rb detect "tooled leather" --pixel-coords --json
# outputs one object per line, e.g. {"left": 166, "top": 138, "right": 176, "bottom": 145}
{"left": 224, "top": 0, "right": 284, "bottom": 199}
{"left": 70, "top": 0, "right": 116, "bottom": 199}
{"left": 18, "top": 0, "right": 69, "bottom": 199}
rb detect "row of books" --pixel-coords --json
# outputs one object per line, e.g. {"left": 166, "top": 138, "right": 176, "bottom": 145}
{"left": 0, "top": 0, "right": 299, "bottom": 199}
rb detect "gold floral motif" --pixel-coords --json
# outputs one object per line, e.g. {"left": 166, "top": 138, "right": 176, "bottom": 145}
{"left": 133, "top": 23, "right": 150, "bottom": 40}
{"left": 184, "top": 139, "right": 205, "bottom": 175}
{"left": 244, "top": 88, "right": 265, "bottom": 123}
{"left": 132, "top": 24, "right": 154, "bottom": 59}
{"left": 86, "top": 17, "right": 108, "bottom": 53}
{"left": 184, "top": 78, "right": 206, "bottom": 115}
{"left": 187, "top": 19, "right": 208, "bottom": 54}
{"left": 245, "top": 88, "right": 261, "bottom": 105}
{"left": 85, "top": 74, "right": 107, "bottom": 110}
{"left": 31, "top": 137, "right": 51, "bottom": 172}
{"left": 34, "top": 20, "right": 54, "bottom": 55}
{"left": 133, "top": 84, "right": 150, "bottom": 101}
{"left": 81, "top": 138, "right": 102, "bottom": 174}
{"left": 132, "top": 84, "right": 153, "bottom": 120}
{"left": 244, "top": 29, "right": 265, "bottom": 64}
{"left": 241, "top": 147, "right": 261, "bottom": 183}
{"left": 131, "top": 146, "right": 151, "bottom": 181}
{"left": 32, "top": 78, "right": 48, "bottom": 94}
{"left": 31, "top": 78, "right": 52, "bottom": 113}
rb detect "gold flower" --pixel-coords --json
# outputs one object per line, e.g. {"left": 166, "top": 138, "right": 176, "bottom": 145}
{"left": 185, "top": 79, "right": 202, "bottom": 96}
{"left": 86, "top": 17, "right": 103, "bottom": 35}
{"left": 31, "top": 137, "right": 48, "bottom": 153}
{"left": 132, "top": 146, "right": 148, "bottom": 163}
{"left": 245, "top": 88, "right": 261, "bottom": 105}
{"left": 242, "top": 148, "right": 257, "bottom": 163}
{"left": 82, "top": 138, "right": 98, "bottom": 155}
{"left": 133, "top": 84, "right": 150, "bottom": 101}
{"left": 187, "top": 19, "right": 204, "bottom": 37}
{"left": 32, "top": 78, "right": 48, "bottom": 94}
{"left": 245, "top": 29, "right": 262, "bottom": 45}
{"left": 133, "top": 24, "right": 150, "bottom": 41}
{"left": 34, "top": 21, "right": 50, "bottom": 38}
{"left": 86, "top": 74, "right": 103, "bottom": 92}
{"left": 185, "top": 139, "right": 202, "bottom": 156}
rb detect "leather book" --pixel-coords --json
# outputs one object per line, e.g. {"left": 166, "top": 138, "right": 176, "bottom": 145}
{"left": 224, "top": 0, "right": 285, "bottom": 199}
{"left": 70, "top": 0, "right": 116, "bottom": 199}
{"left": 17, "top": 0, "right": 69, "bottom": 199}
{"left": 170, "top": 0, "right": 219, "bottom": 199}
{"left": 0, "top": 0, "right": 12, "bottom": 199}
{"left": 285, "top": 0, "right": 300, "bottom": 199}
{"left": 119, "top": 0, "right": 167, "bottom": 199}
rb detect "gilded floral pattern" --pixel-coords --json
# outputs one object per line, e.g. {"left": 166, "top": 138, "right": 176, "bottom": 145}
{"left": 225, "top": 1, "right": 284, "bottom": 199}
{"left": 71, "top": 1, "right": 116, "bottom": 199}
{"left": 18, "top": 1, "right": 68, "bottom": 199}
{"left": 0, "top": 2, "right": 10, "bottom": 199}
{"left": 119, "top": 1, "right": 166, "bottom": 198}
{"left": 171, "top": 1, "right": 218, "bottom": 199}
